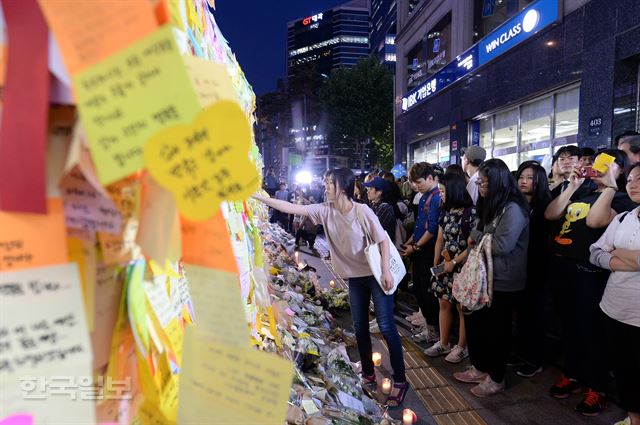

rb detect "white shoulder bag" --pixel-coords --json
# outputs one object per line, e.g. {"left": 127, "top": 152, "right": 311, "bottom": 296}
{"left": 354, "top": 203, "right": 407, "bottom": 295}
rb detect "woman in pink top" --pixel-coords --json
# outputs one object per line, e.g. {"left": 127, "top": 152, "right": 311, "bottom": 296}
{"left": 254, "top": 168, "right": 408, "bottom": 406}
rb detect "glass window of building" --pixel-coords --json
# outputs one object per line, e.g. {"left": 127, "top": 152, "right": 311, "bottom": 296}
{"left": 408, "top": 130, "right": 450, "bottom": 166}
{"left": 521, "top": 97, "right": 552, "bottom": 162}
{"left": 406, "top": 41, "right": 425, "bottom": 89}
{"left": 554, "top": 86, "right": 580, "bottom": 148}
{"left": 479, "top": 117, "right": 492, "bottom": 155}
{"left": 493, "top": 109, "right": 519, "bottom": 170}
{"left": 472, "top": 0, "right": 535, "bottom": 42}
{"left": 425, "top": 14, "right": 452, "bottom": 77}
{"left": 471, "top": 85, "right": 580, "bottom": 170}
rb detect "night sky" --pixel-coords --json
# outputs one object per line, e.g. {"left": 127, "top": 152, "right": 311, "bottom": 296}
{"left": 214, "top": 1, "right": 347, "bottom": 96}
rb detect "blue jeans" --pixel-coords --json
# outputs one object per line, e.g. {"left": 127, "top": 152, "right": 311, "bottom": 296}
{"left": 348, "top": 276, "right": 406, "bottom": 382}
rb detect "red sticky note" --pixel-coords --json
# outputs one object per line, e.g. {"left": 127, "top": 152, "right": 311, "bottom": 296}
{"left": 0, "top": 0, "right": 49, "bottom": 213}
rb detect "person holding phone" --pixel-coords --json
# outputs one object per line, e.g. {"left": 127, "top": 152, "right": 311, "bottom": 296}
{"left": 253, "top": 168, "right": 409, "bottom": 406}
{"left": 425, "top": 174, "right": 477, "bottom": 363}
{"left": 590, "top": 162, "right": 640, "bottom": 425}
{"left": 544, "top": 149, "right": 635, "bottom": 416}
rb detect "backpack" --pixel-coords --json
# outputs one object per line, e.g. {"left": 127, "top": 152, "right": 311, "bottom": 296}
{"left": 452, "top": 233, "right": 494, "bottom": 313}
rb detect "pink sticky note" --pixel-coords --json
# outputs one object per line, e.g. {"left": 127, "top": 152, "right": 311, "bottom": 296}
{"left": 285, "top": 308, "right": 295, "bottom": 317}
{"left": 0, "top": 414, "right": 34, "bottom": 425}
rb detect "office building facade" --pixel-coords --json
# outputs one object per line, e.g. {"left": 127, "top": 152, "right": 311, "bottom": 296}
{"left": 371, "top": 0, "right": 397, "bottom": 67}
{"left": 394, "top": 0, "right": 640, "bottom": 170}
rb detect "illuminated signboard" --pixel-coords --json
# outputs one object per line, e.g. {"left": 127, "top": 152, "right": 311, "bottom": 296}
{"left": 401, "top": 0, "right": 559, "bottom": 113}
{"left": 302, "top": 13, "right": 323, "bottom": 26}
{"left": 478, "top": 0, "right": 559, "bottom": 64}
{"left": 402, "top": 46, "right": 478, "bottom": 112}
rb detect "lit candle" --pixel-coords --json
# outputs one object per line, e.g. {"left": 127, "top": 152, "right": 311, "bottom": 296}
{"left": 329, "top": 280, "right": 335, "bottom": 288}
{"left": 372, "top": 352, "right": 382, "bottom": 367}
{"left": 294, "top": 251, "right": 299, "bottom": 262}
{"left": 381, "top": 378, "right": 392, "bottom": 395}
{"left": 402, "top": 409, "right": 416, "bottom": 425}
{"left": 298, "top": 262, "right": 306, "bottom": 270}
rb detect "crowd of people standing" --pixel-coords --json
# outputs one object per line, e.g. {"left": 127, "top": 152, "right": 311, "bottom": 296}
{"left": 257, "top": 132, "right": 640, "bottom": 424}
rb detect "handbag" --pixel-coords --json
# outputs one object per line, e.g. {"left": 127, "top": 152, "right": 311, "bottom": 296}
{"left": 354, "top": 204, "right": 407, "bottom": 295}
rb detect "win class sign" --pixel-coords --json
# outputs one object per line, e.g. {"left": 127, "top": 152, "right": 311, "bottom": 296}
{"left": 478, "top": 0, "right": 560, "bottom": 65}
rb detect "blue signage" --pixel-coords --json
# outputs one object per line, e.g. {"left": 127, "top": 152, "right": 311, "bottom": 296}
{"left": 402, "top": 0, "right": 559, "bottom": 113}
{"left": 402, "top": 47, "right": 478, "bottom": 111}
{"left": 478, "top": 0, "right": 560, "bottom": 65}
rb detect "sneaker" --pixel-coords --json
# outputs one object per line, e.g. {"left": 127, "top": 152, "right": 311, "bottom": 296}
{"left": 454, "top": 366, "right": 488, "bottom": 384}
{"left": 516, "top": 363, "right": 543, "bottom": 378}
{"left": 470, "top": 375, "right": 505, "bottom": 397}
{"left": 405, "top": 311, "right": 422, "bottom": 322}
{"left": 369, "top": 319, "right": 380, "bottom": 333}
{"left": 410, "top": 316, "right": 426, "bottom": 327}
{"left": 576, "top": 389, "right": 607, "bottom": 416}
{"left": 424, "top": 341, "right": 452, "bottom": 357}
{"left": 445, "top": 345, "right": 469, "bottom": 364}
{"left": 614, "top": 417, "right": 631, "bottom": 425}
{"left": 412, "top": 329, "right": 439, "bottom": 344}
{"left": 549, "top": 374, "right": 581, "bottom": 399}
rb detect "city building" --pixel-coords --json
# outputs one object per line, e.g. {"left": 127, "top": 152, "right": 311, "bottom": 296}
{"left": 287, "top": 0, "right": 370, "bottom": 80}
{"left": 394, "top": 0, "right": 640, "bottom": 170}
{"left": 371, "top": 0, "right": 397, "bottom": 68}
{"left": 286, "top": 0, "right": 371, "bottom": 178}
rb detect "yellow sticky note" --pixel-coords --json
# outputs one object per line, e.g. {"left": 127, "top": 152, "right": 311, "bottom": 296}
{"left": 73, "top": 26, "right": 201, "bottom": 184}
{"left": 144, "top": 102, "right": 260, "bottom": 221}
{"left": 127, "top": 260, "right": 149, "bottom": 355}
{"left": 178, "top": 327, "right": 294, "bottom": 425}
{"left": 183, "top": 264, "right": 250, "bottom": 347}
{"left": 183, "top": 55, "right": 237, "bottom": 107}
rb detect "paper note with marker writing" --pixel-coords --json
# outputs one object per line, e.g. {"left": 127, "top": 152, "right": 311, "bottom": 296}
{"left": 0, "top": 198, "right": 67, "bottom": 272}
{"left": 144, "top": 102, "right": 261, "bottom": 221}
{"left": 0, "top": 263, "right": 92, "bottom": 376}
{"left": 183, "top": 55, "right": 237, "bottom": 107}
{"left": 180, "top": 211, "right": 238, "bottom": 273}
{"left": 73, "top": 26, "right": 201, "bottom": 184}
{"left": 98, "top": 179, "right": 142, "bottom": 265}
{"left": 183, "top": 264, "right": 249, "bottom": 346}
{"left": 178, "top": 327, "right": 293, "bottom": 425}
{"left": 61, "top": 167, "right": 122, "bottom": 233}
{"left": 38, "top": 0, "right": 157, "bottom": 74}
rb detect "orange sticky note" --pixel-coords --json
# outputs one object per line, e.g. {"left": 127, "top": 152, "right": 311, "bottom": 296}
{"left": 0, "top": 198, "right": 67, "bottom": 271}
{"left": 37, "top": 0, "right": 157, "bottom": 74}
{"left": 180, "top": 212, "right": 238, "bottom": 273}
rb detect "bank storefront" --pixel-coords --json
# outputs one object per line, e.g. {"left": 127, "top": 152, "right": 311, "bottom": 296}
{"left": 395, "top": 0, "right": 640, "bottom": 170}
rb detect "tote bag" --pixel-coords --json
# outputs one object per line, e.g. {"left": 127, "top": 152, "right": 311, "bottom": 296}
{"left": 354, "top": 204, "right": 406, "bottom": 295}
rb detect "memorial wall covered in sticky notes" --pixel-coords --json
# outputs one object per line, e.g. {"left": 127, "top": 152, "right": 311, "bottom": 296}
{"left": 73, "top": 26, "right": 201, "bottom": 185}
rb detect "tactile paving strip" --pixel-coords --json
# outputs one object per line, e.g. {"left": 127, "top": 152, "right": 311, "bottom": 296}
{"left": 397, "top": 336, "right": 488, "bottom": 425}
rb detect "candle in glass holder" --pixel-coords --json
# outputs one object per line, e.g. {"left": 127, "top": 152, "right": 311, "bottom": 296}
{"left": 372, "top": 352, "right": 382, "bottom": 367}
{"left": 402, "top": 409, "right": 416, "bottom": 425}
{"left": 329, "top": 280, "right": 335, "bottom": 288}
{"left": 298, "top": 262, "right": 305, "bottom": 270}
{"left": 381, "top": 378, "right": 392, "bottom": 395}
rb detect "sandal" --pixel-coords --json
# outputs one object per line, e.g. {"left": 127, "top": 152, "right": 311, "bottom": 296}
{"left": 387, "top": 382, "right": 409, "bottom": 407}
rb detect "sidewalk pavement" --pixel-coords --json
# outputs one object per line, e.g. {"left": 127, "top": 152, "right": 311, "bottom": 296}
{"left": 297, "top": 235, "right": 627, "bottom": 425}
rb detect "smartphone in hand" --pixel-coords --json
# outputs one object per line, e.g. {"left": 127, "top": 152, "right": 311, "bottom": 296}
{"left": 583, "top": 166, "right": 598, "bottom": 178}
{"left": 430, "top": 263, "right": 445, "bottom": 276}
